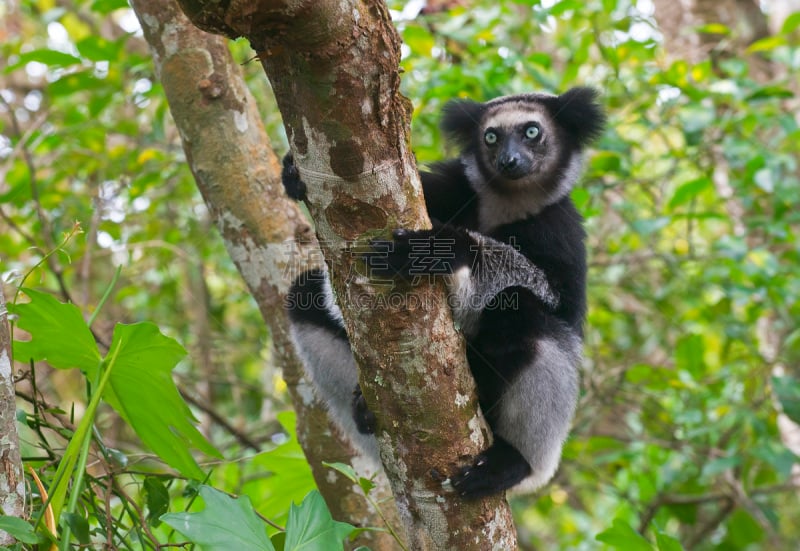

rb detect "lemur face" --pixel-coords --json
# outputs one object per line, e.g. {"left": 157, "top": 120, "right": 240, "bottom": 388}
{"left": 478, "top": 99, "right": 562, "bottom": 187}
{"left": 440, "top": 88, "right": 605, "bottom": 206}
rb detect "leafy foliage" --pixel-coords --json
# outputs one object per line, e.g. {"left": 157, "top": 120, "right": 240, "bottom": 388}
{"left": 12, "top": 289, "right": 220, "bottom": 480}
{"left": 162, "top": 485, "right": 276, "bottom": 550}
{"left": 162, "top": 487, "right": 354, "bottom": 551}
{"left": 2, "top": 0, "right": 800, "bottom": 548}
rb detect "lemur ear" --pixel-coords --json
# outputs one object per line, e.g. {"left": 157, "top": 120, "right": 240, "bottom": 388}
{"left": 440, "top": 99, "right": 486, "bottom": 148}
{"left": 552, "top": 87, "right": 606, "bottom": 148}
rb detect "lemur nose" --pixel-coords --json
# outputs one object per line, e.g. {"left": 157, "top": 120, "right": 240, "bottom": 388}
{"left": 498, "top": 153, "right": 520, "bottom": 172}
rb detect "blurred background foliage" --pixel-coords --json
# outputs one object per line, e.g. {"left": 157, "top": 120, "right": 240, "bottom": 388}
{"left": 1, "top": 0, "right": 799, "bottom": 548}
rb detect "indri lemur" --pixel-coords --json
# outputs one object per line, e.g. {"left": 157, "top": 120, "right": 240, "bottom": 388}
{"left": 283, "top": 87, "right": 605, "bottom": 498}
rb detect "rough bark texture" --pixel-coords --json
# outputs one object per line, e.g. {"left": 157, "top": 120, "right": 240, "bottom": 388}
{"left": 175, "top": 0, "right": 517, "bottom": 548}
{"left": 129, "top": 0, "right": 402, "bottom": 547}
{"left": 0, "top": 289, "right": 25, "bottom": 545}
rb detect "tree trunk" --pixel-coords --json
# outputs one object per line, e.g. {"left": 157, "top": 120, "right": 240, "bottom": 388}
{"left": 0, "top": 288, "right": 25, "bottom": 545}
{"left": 129, "top": 0, "right": 402, "bottom": 547}
{"left": 174, "top": 0, "right": 517, "bottom": 548}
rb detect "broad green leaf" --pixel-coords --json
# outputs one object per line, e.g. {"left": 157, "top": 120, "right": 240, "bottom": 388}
{"left": 668, "top": 177, "right": 711, "bottom": 210}
{"left": 596, "top": 518, "right": 653, "bottom": 551}
{"left": 772, "top": 376, "right": 800, "bottom": 425}
{"left": 0, "top": 516, "right": 40, "bottom": 544}
{"left": 12, "top": 289, "right": 101, "bottom": 375}
{"left": 103, "top": 322, "right": 220, "bottom": 480}
{"left": 284, "top": 491, "right": 354, "bottom": 551}
{"left": 161, "top": 486, "right": 274, "bottom": 551}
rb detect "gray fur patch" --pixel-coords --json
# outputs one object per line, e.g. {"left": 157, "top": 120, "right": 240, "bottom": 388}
{"left": 495, "top": 336, "right": 581, "bottom": 491}
{"left": 289, "top": 321, "right": 381, "bottom": 467}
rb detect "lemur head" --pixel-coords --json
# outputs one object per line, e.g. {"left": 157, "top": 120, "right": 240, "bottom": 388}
{"left": 441, "top": 87, "right": 605, "bottom": 209}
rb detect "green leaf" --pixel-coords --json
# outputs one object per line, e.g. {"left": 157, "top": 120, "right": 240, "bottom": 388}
{"left": 701, "top": 455, "right": 741, "bottom": 479}
{"left": 655, "top": 531, "right": 684, "bottom": 551}
{"left": 746, "top": 86, "right": 794, "bottom": 101}
{"left": 90, "top": 0, "right": 130, "bottom": 14}
{"left": 48, "top": 339, "right": 119, "bottom": 524}
{"left": 589, "top": 151, "right": 623, "bottom": 172}
{"left": 161, "top": 486, "right": 274, "bottom": 551}
{"left": 781, "top": 12, "right": 800, "bottom": 34}
{"left": 675, "top": 334, "right": 704, "bottom": 379}
{"left": 284, "top": 491, "right": 354, "bottom": 551}
{"left": 630, "top": 217, "right": 670, "bottom": 236}
{"left": 322, "top": 462, "right": 358, "bottom": 484}
{"left": 76, "top": 36, "right": 121, "bottom": 62}
{"left": 249, "top": 412, "right": 316, "bottom": 526}
{"left": 103, "top": 322, "right": 221, "bottom": 480}
{"left": 668, "top": 177, "right": 711, "bottom": 210}
{"left": 12, "top": 288, "right": 101, "bottom": 375}
{"left": 4, "top": 49, "right": 82, "bottom": 73}
{"left": 0, "top": 516, "right": 40, "bottom": 544}
{"left": 746, "top": 35, "right": 786, "bottom": 53}
{"left": 723, "top": 508, "right": 765, "bottom": 547}
{"left": 772, "top": 376, "right": 800, "bottom": 425}
{"left": 323, "top": 462, "right": 375, "bottom": 496}
{"left": 596, "top": 518, "right": 654, "bottom": 551}
{"left": 144, "top": 477, "right": 170, "bottom": 526}
{"left": 695, "top": 23, "right": 730, "bottom": 35}
{"left": 62, "top": 513, "right": 90, "bottom": 545}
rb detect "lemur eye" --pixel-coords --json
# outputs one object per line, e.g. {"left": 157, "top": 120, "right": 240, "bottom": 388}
{"left": 525, "top": 125, "right": 540, "bottom": 140}
{"left": 484, "top": 130, "right": 498, "bottom": 145}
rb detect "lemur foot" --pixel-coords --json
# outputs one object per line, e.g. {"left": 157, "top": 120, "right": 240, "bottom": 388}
{"left": 447, "top": 438, "right": 531, "bottom": 499}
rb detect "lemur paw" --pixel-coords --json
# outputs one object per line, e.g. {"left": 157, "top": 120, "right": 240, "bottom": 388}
{"left": 281, "top": 152, "right": 307, "bottom": 202}
{"left": 362, "top": 224, "right": 463, "bottom": 280}
{"left": 352, "top": 385, "right": 376, "bottom": 434}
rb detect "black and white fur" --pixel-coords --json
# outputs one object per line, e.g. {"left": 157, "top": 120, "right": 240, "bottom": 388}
{"left": 284, "top": 87, "right": 605, "bottom": 498}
